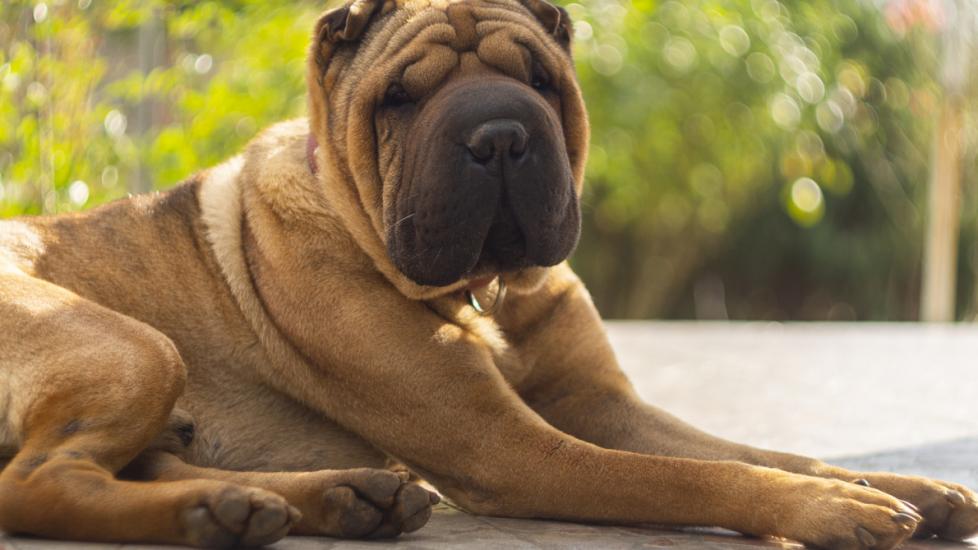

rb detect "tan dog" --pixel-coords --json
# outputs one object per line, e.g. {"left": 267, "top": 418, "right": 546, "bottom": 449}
{"left": 1, "top": 0, "right": 976, "bottom": 548}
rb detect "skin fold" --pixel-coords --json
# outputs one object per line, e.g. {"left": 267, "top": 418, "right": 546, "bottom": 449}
{"left": 0, "top": 0, "right": 975, "bottom": 548}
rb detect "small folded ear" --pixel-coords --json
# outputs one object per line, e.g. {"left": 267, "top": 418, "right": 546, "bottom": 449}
{"left": 311, "top": 0, "right": 386, "bottom": 84}
{"left": 519, "top": 0, "right": 573, "bottom": 51}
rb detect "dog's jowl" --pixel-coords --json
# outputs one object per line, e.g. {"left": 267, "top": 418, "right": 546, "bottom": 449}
{"left": 1, "top": 0, "right": 976, "bottom": 548}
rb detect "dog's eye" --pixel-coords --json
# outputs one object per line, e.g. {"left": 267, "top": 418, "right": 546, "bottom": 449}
{"left": 530, "top": 62, "right": 552, "bottom": 92}
{"left": 383, "top": 83, "right": 413, "bottom": 107}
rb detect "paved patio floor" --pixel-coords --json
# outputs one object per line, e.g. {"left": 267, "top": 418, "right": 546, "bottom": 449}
{"left": 4, "top": 322, "right": 977, "bottom": 549}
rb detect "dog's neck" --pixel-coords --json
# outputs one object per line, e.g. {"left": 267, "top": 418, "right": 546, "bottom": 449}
{"left": 306, "top": 134, "right": 319, "bottom": 176}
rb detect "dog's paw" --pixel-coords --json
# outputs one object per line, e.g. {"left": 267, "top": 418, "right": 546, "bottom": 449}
{"left": 851, "top": 473, "right": 978, "bottom": 541}
{"left": 776, "top": 477, "right": 921, "bottom": 549}
{"left": 181, "top": 485, "right": 301, "bottom": 548}
{"left": 315, "top": 468, "right": 439, "bottom": 538}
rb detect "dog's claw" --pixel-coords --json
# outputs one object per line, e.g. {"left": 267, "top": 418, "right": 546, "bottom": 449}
{"left": 854, "top": 478, "right": 871, "bottom": 487}
{"left": 946, "top": 490, "right": 967, "bottom": 506}
{"left": 892, "top": 512, "right": 919, "bottom": 526}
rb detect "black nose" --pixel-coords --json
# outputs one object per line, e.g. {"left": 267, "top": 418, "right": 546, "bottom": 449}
{"left": 466, "top": 119, "right": 529, "bottom": 163}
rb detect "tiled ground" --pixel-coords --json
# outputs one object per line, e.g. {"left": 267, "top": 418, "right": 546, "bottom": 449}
{"left": 3, "top": 322, "right": 977, "bottom": 549}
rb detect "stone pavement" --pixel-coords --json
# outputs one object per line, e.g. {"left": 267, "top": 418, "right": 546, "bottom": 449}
{"left": 3, "top": 322, "right": 977, "bottom": 549}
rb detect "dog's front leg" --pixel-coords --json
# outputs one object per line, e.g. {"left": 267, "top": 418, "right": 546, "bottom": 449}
{"left": 248, "top": 260, "right": 924, "bottom": 548}
{"left": 505, "top": 264, "right": 978, "bottom": 542}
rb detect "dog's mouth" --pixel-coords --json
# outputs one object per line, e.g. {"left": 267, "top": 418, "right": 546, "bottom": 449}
{"left": 388, "top": 196, "right": 555, "bottom": 288}
{"left": 475, "top": 202, "right": 530, "bottom": 270}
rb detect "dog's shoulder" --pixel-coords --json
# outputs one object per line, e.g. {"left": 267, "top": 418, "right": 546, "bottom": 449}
{"left": 0, "top": 218, "right": 45, "bottom": 275}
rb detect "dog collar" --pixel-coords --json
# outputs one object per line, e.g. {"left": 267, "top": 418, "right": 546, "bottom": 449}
{"left": 307, "top": 134, "right": 319, "bottom": 176}
{"left": 465, "top": 277, "right": 507, "bottom": 316}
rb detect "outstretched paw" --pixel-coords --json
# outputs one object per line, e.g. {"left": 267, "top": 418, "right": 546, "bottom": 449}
{"left": 776, "top": 476, "right": 922, "bottom": 549}
{"left": 314, "top": 468, "right": 439, "bottom": 539}
{"left": 853, "top": 474, "right": 978, "bottom": 541}
{"left": 181, "top": 485, "right": 301, "bottom": 548}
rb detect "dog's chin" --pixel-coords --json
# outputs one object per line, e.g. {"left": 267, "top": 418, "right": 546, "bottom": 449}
{"left": 392, "top": 243, "right": 535, "bottom": 290}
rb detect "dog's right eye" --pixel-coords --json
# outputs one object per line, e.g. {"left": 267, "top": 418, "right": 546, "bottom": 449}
{"left": 383, "top": 83, "right": 413, "bottom": 107}
{"left": 530, "top": 61, "right": 552, "bottom": 93}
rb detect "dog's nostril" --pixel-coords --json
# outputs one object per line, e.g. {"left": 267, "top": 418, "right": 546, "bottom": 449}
{"left": 466, "top": 119, "right": 529, "bottom": 163}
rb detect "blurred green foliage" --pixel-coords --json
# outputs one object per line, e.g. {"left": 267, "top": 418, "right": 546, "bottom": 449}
{"left": 1, "top": 1, "right": 316, "bottom": 214}
{"left": 1, "top": 0, "right": 975, "bottom": 320}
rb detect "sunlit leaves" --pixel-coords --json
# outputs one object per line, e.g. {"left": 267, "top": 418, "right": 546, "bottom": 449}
{"left": 0, "top": 1, "right": 318, "bottom": 216}
{"left": 562, "top": 0, "right": 967, "bottom": 318}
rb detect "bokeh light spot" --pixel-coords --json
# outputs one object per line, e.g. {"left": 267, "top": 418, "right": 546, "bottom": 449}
{"left": 194, "top": 54, "right": 214, "bottom": 74}
{"left": 26, "top": 82, "right": 48, "bottom": 106}
{"left": 837, "top": 62, "right": 867, "bottom": 97}
{"left": 102, "top": 166, "right": 119, "bottom": 187}
{"left": 795, "top": 72, "right": 825, "bottom": 104}
{"left": 816, "top": 100, "right": 845, "bottom": 133}
{"left": 104, "top": 110, "right": 127, "bottom": 137}
{"left": 751, "top": 0, "right": 783, "bottom": 21}
{"left": 788, "top": 177, "right": 825, "bottom": 226}
{"left": 690, "top": 163, "right": 724, "bottom": 197}
{"left": 574, "top": 21, "right": 593, "bottom": 41}
{"left": 745, "top": 52, "right": 775, "bottom": 83}
{"left": 770, "top": 93, "right": 801, "bottom": 129}
{"left": 663, "top": 37, "right": 697, "bottom": 73}
{"left": 592, "top": 44, "right": 624, "bottom": 76}
{"left": 68, "top": 180, "right": 89, "bottom": 206}
{"left": 719, "top": 25, "right": 751, "bottom": 57}
{"left": 33, "top": 3, "right": 48, "bottom": 23}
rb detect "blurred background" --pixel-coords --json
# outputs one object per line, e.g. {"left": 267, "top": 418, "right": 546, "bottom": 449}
{"left": 1, "top": 0, "right": 976, "bottom": 321}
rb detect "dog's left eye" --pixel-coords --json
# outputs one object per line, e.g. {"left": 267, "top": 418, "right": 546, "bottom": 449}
{"left": 530, "top": 61, "right": 552, "bottom": 92}
{"left": 383, "top": 83, "right": 413, "bottom": 107}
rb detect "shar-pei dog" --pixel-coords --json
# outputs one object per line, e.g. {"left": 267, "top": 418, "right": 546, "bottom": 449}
{"left": 1, "top": 0, "right": 976, "bottom": 548}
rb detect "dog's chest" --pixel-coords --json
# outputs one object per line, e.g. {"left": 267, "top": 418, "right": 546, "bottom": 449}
{"left": 491, "top": 340, "right": 531, "bottom": 386}
{"left": 451, "top": 309, "right": 532, "bottom": 386}
{"left": 0, "top": 368, "right": 23, "bottom": 458}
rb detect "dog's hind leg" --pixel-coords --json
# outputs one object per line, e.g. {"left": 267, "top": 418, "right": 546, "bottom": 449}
{"left": 125, "top": 450, "right": 439, "bottom": 539}
{"left": 0, "top": 272, "right": 299, "bottom": 547}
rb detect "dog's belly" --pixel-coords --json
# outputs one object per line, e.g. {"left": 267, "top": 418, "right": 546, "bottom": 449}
{"left": 177, "top": 372, "right": 387, "bottom": 473}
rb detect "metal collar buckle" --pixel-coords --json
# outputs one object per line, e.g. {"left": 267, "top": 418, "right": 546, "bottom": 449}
{"left": 465, "top": 278, "right": 507, "bottom": 316}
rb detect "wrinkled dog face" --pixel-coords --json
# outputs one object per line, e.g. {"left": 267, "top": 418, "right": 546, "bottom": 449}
{"left": 310, "top": 0, "right": 588, "bottom": 287}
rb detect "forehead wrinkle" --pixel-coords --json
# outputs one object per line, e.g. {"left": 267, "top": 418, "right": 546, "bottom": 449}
{"left": 378, "top": 0, "right": 549, "bottom": 55}
{"left": 466, "top": 5, "right": 569, "bottom": 63}
{"left": 477, "top": 31, "right": 531, "bottom": 81}
{"left": 380, "top": 22, "right": 455, "bottom": 65}
{"left": 476, "top": 19, "right": 570, "bottom": 74}
{"left": 479, "top": 0, "right": 528, "bottom": 10}
{"left": 335, "top": 0, "right": 570, "bottom": 112}
{"left": 402, "top": 45, "right": 459, "bottom": 97}
{"left": 475, "top": 0, "right": 555, "bottom": 30}
{"left": 395, "top": 0, "right": 522, "bottom": 9}
{"left": 376, "top": 9, "right": 449, "bottom": 61}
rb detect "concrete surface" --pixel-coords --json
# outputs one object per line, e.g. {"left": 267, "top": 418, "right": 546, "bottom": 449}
{"left": 3, "top": 322, "right": 977, "bottom": 549}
